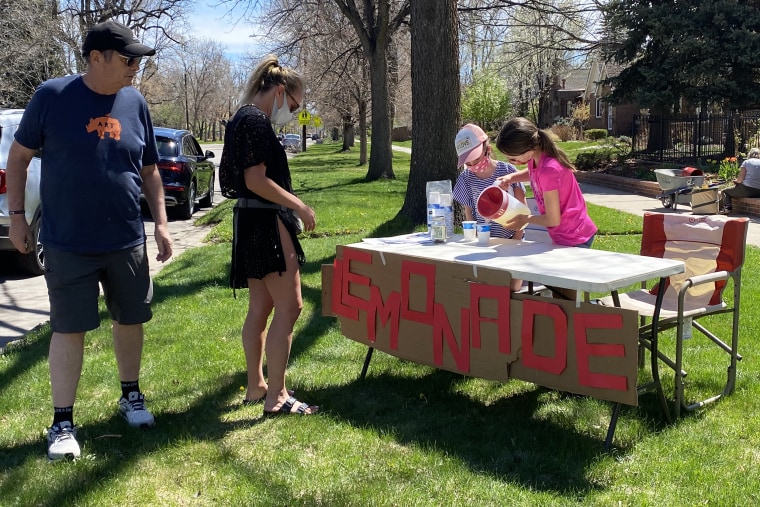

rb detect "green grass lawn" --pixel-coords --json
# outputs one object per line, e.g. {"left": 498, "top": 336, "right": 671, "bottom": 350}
{"left": 2, "top": 143, "right": 760, "bottom": 506}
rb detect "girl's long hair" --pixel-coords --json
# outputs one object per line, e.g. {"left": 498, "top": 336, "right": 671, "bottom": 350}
{"left": 496, "top": 117, "right": 575, "bottom": 171}
{"left": 238, "top": 54, "right": 303, "bottom": 109}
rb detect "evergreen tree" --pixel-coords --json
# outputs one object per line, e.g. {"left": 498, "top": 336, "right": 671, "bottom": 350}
{"left": 601, "top": 0, "right": 760, "bottom": 113}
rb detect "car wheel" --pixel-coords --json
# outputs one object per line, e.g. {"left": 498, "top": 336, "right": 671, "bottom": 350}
{"left": 18, "top": 214, "right": 44, "bottom": 276}
{"left": 198, "top": 174, "right": 214, "bottom": 208}
{"left": 176, "top": 181, "right": 196, "bottom": 219}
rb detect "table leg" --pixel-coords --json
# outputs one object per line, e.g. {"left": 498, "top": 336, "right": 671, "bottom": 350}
{"left": 649, "top": 277, "right": 672, "bottom": 422}
{"left": 360, "top": 347, "right": 374, "bottom": 379}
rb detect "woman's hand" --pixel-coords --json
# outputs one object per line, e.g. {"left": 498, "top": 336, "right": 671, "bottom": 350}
{"left": 297, "top": 203, "right": 316, "bottom": 232}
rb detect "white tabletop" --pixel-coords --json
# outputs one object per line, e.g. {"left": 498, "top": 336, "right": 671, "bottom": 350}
{"left": 349, "top": 234, "right": 684, "bottom": 294}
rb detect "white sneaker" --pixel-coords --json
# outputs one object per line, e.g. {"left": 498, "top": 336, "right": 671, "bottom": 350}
{"left": 118, "top": 391, "right": 155, "bottom": 428}
{"left": 47, "top": 421, "right": 81, "bottom": 461}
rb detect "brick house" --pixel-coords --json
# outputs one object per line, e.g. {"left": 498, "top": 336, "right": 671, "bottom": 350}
{"left": 542, "top": 61, "right": 640, "bottom": 137}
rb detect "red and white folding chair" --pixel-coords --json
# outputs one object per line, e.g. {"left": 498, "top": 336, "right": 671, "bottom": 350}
{"left": 600, "top": 212, "right": 748, "bottom": 428}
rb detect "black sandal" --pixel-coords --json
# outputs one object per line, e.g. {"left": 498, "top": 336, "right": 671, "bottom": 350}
{"left": 263, "top": 396, "right": 318, "bottom": 417}
{"left": 242, "top": 389, "right": 295, "bottom": 407}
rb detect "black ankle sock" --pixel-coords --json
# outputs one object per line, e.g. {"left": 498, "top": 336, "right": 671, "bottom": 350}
{"left": 121, "top": 380, "right": 140, "bottom": 399}
{"left": 53, "top": 406, "right": 73, "bottom": 426}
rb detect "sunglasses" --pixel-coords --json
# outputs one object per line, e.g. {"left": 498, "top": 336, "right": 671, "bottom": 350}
{"left": 285, "top": 92, "right": 301, "bottom": 113}
{"left": 115, "top": 53, "right": 142, "bottom": 67}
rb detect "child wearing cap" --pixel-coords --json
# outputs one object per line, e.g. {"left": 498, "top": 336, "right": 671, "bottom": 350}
{"left": 452, "top": 123, "right": 527, "bottom": 239}
{"left": 453, "top": 123, "right": 526, "bottom": 291}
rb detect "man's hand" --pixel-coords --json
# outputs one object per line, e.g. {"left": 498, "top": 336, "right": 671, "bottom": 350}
{"left": 154, "top": 224, "right": 173, "bottom": 262}
{"left": 9, "top": 216, "right": 33, "bottom": 254}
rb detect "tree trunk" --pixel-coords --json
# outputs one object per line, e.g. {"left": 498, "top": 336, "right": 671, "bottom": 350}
{"left": 366, "top": 48, "right": 396, "bottom": 180}
{"left": 398, "top": 0, "right": 460, "bottom": 226}
{"left": 646, "top": 107, "right": 675, "bottom": 154}
{"left": 341, "top": 114, "right": 353, "bottom": 151}
{"left": 359, "top": 98, "right": 368, "bottom": 165}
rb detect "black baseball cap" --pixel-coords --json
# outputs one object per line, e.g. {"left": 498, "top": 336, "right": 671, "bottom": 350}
{"left": 82, "top": 20, "right": 156, "bottom": 57}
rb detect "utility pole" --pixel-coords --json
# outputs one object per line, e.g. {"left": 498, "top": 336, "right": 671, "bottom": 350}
{"left": 184, "top": 71, "right": 190, "bottom": 131}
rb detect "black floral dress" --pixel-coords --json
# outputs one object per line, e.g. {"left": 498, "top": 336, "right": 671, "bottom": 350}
{"left": 220, "top": 104, "right": 305, "bottom": 288}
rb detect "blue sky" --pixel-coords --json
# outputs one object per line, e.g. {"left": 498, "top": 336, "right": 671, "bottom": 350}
{"left": 187, "top": 2, "right": 261, "bottom": 61}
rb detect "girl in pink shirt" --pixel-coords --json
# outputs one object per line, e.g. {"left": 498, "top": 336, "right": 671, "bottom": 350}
{"left": 494, "top": 117, "right": 597, "bottom": 248}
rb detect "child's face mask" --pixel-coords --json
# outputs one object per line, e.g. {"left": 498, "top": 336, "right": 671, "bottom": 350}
{"left": 468, "top": 153, "right": 491, "bottom": 174}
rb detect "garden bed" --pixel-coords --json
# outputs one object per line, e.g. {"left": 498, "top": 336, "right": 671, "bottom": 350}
{"left": 576, "top": 161, "right": 760, "bottom": 217}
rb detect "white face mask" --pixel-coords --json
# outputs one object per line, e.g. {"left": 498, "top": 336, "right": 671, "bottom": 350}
{"left": 270, "top": 91, "right": 293, "bottom": 126}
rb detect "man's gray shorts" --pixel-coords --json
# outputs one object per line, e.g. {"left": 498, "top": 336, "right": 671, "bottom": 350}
{"left": 44, "top": 244, "right": 153, "bottom": 333}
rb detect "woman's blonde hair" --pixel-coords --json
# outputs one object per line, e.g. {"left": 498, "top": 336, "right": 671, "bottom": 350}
{"left": 238, "top": 55, "right": 303, "bottom": 109}
{"left": 496, "top": 117, "right": 575, "bottom": 171}
{"left": 748, "top": 148, "right": 760, "bottom": 159}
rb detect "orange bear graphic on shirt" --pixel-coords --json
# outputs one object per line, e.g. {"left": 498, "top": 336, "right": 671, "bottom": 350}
{"left": 86, "top": 114, "right": 122, "bottom": 140}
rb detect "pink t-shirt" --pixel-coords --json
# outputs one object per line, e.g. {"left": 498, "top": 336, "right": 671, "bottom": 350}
{"left": 528, "top": 154, "right": 597, "bottom": 246}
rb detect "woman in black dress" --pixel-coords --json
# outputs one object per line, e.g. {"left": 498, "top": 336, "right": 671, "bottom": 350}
{"left": 220, "top": 55, "right": 317, "bottom": 416}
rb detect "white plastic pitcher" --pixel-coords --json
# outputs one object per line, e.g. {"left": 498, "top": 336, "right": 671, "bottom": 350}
{"left": 476, "top": 186, "right": 530, "bottom": 229}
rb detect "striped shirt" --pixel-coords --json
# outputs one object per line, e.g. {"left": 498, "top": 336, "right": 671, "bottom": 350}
{"left": 452, "top": 161, "right": 522, "bottom": 238}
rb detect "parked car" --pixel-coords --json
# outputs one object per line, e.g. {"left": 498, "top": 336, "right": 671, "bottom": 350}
{"left": 0, "top": 108, "right": 44, "bottom": 275}
{"left": 145, "top": 127, "right": 216, "bottom": 219}
{"left": 282, "top": 133, "right": 302, "bottom": 152}
{"left": 311, "top": 133, "right": 320, "bottom": 141}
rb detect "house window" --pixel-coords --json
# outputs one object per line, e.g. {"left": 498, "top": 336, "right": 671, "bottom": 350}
{"left": 608, "top": 105, "right": 613, "bottom": 131}
{"left": 596, "top": 98, "right": 604, "bottom": 118}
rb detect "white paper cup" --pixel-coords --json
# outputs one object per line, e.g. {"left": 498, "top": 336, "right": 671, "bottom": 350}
{"left": 462, "top": 221, "right": 476, "bottom": 241}
{"left": 476, "top": 223, "right": 490, "bottom": 245}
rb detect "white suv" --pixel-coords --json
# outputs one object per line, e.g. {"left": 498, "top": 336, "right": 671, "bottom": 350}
{"left": 0, "top": 108, "right": 43, "bottom": 275}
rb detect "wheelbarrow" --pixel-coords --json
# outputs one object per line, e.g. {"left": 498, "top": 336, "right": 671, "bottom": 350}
{"left": 654, "top": 168, "right": 706, "bottom": 210}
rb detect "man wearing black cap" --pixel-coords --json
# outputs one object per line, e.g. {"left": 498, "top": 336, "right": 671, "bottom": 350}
{"left": 5, "top": 20, "right": 172, "bottom": 461}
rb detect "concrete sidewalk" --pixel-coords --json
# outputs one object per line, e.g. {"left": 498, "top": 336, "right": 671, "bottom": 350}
{"left": 579, "top": 181, "right": 760, "bottom": 248}
{"left": 0, "top": 143, "right": 226, "bottom": 351}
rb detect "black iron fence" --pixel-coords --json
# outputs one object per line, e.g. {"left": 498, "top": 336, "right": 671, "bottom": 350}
{"left": 632, "top": 111, "right": 760, "bottom": 164}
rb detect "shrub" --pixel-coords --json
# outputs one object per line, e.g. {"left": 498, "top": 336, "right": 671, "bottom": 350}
{"left": 718, "top": 157, "right": 740, "bottom": 182}
{"left": 575, "top": 149, "right": 614, "bottom": 171}
{"left": 550, "top": 123, "right": 575, "bottom": 141}
{"left": 603, "top": 136, "right": 633, "bottom": 160}
{"left": 543, "top": 129, "right": 561, "bottom": 142}
{"left": 585, "top": 129, "right": 608, "bottom": 140}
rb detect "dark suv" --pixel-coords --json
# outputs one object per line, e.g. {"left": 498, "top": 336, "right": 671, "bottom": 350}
{"left": 149, "top": 127, "right": 215, "bottom": 219}
{"left": 0, "top": 109, "right": 44, "bottom": 275}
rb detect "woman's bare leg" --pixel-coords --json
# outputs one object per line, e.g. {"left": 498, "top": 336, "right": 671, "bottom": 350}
{"left": 243, "top": 278, "right": 274, "bottom": 402}
{"left": 262, "top": 219, "right": 316, "bottom": 414}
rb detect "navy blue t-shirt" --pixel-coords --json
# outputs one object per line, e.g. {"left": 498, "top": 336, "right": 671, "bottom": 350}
{"left": 15, "top": 75, "right": 159, "bottom": 253}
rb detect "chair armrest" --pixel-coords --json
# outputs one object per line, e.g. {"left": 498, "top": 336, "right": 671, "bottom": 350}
{"left": 677, "top": 271, "right": 731, "bottom": 300}
{"left": 681, "top": 270, "right": 730, "bottom": 289}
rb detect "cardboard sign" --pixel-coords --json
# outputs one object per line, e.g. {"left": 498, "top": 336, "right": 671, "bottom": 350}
{"left": 322, "top": 245, "right": 641, "bottom": 405}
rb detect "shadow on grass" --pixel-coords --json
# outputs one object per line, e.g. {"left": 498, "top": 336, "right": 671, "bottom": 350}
{"left": 309, "top": 364, "right": 677, "bottom": 493}
{"left": 311, "top": 368, "right": 606, "bottom": 493}
{"left": 0, "top": 370, "right": 266, "bottom": 503}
